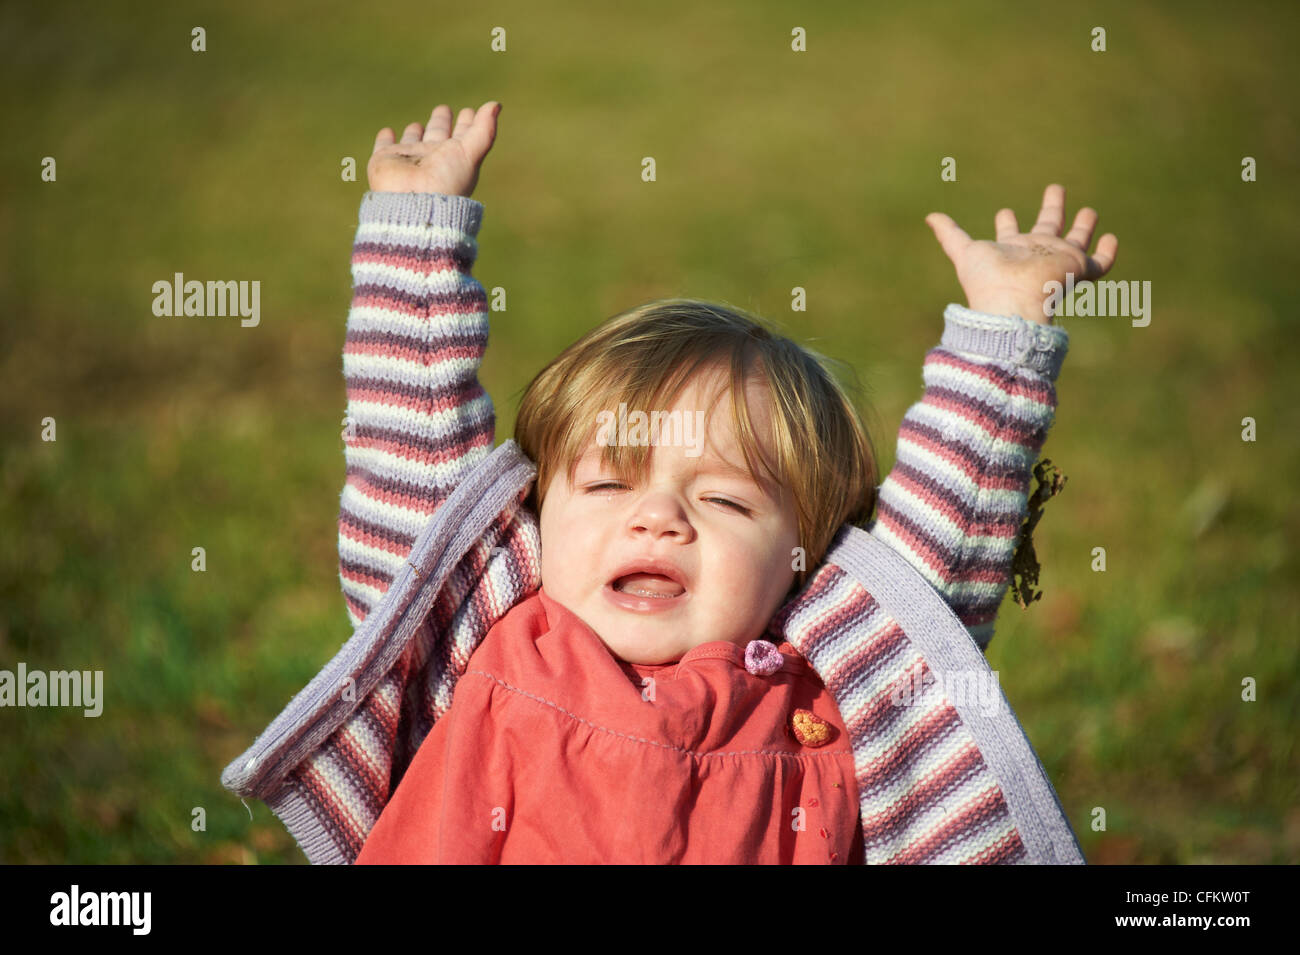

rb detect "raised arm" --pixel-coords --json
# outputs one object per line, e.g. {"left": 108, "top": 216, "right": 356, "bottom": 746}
{"left": 865, "top": 306, "right": 1067, "bottom": 650}
{"left": 338, "top": 102, "right": 503, "bottom": 630}
{"left": 867, "top": 184, "right": 1119, "bottom": 650}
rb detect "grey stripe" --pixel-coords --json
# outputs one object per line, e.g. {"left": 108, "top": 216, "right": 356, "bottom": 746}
{"left": 265, "top": 780, "right": 349, "bottom": 866}
{"left": 826, "top": 523, "right": 1086, "bottom": 864}
{"left": 941, "top": 303, "right": 1070, "bottom": 381}
{"left": 358, "top": 190, "right": 485, "bottom": 234}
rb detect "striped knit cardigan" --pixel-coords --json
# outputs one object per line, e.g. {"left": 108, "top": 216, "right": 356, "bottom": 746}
{"left": 221, "top": 191, "right": 1085, "bottom": 865}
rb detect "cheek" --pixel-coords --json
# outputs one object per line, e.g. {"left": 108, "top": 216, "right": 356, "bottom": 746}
{"left": 708, "top": 531, "right": 771, "bottom": 583}
{"left": 748, "top": 525, "right": 799, "bottom": 590}
{"left": 539, "top": 500, "right": 591, "bottom": 569}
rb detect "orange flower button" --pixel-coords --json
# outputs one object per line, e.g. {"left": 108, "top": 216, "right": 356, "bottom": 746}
{"left": 791, "top": 708, "right": 833, "bottom": 747}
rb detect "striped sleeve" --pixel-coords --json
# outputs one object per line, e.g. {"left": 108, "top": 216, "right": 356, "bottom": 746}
{"left": 865, "top": 304, "right": 1069, "bottom": 651}
{"left": 337, "top": 192, "right": 495, "bottom": 631}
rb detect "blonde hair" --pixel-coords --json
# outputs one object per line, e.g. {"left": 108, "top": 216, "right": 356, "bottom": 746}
{"left": 512, "top": 298, "right": 879, "bottom": 593}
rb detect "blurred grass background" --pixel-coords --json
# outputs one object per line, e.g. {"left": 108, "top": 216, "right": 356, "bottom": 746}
{"left": 1, "top": 0, "right": 1297, "bottom": 864}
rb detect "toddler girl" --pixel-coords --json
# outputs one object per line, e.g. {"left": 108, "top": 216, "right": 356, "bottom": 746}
{"left": 356, "top": 298, "right": 877, "bottom": 862}
{"left": 240, "top": 100, "right": 1115, "bottom": 864}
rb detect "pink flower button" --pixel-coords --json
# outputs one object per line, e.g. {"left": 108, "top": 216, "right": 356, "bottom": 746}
{"left": 744, "top": 639, "right": 783, "bottom": 676}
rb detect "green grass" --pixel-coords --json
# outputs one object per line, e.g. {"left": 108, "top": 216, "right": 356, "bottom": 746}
{"left": 1, "top": 0, "right": 1297, "bottom": 863}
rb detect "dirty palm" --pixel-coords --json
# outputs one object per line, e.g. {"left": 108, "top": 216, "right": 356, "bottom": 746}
{"left": 222, "top": 101, "right": 1118, "bottom": 864}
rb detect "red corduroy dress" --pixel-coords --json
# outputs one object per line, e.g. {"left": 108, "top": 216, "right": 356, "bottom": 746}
{"left": 356, "top": 587, "right": 864, "bottom": 864}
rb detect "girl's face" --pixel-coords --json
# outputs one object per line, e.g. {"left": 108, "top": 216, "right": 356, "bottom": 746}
{"left": 537, "top": 367, "right": 801, "bottom": 665}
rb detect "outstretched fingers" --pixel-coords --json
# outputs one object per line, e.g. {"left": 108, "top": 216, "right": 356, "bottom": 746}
{"left": 423, "top": 104, "right": 453, "bottom": 143}
{"left": 373, "top": 127, "right": 396, "bottom": 152}
{"left": 1085, "top": 233, "right": 1119, "bottom": 279}
{"left": 451, "top": 106, "right": 477, "bottom": 141}
{"left": 925, "top": 212, "right": 972, "bottom": 263}
{"left": 994, "top": 208, "right": 1020, "bottom": 241}
{"left": 453, "top": 101, "right": 502, "bottom": 160}
{"left": 1031, "top": 183, "right": 1066, "bottom": 236}
{"left": 1064, "top": 207, "right": 1098, "bottom": 251}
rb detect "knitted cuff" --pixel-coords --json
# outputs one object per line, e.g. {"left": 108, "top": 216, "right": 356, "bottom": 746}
{"left": 358, "top": 191, "right": 484, "bottom": 236}
{"left": 941, "top": 303, "right": 1070, "bottom": 382}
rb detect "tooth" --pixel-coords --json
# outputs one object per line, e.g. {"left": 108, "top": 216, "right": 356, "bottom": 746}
{"left": 623, "top": 586, "right": 673, "bottom": 598}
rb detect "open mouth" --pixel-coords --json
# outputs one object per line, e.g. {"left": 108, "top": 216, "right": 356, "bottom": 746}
{"left": 611, "top": 573, "right": 686, "bottom": 599}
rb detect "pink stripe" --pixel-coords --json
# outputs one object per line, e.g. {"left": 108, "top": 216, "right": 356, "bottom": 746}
{"left": 855, "top": 702, "right": 962, "bottom": 794}
{"left": 349, "top": 289, "right": 485, "bottom": 319}
{"left": 345, "top": 383, "right": 485, "bottom": 423}
{"left": 929, "top": 349, "right": 1054, "bottom": 404}
{"left": 339, "top": 556, "right": 397, "bottom": 596}
{"left": 884, "top": 784, "right": 1011, "bottom": 864}
{"left": 960, "top": 825, "right": 1026, "bottom": 864}
{"left": 342, "top": 471, "right": 439, "bottom": 515}
{"left": 352, "top": 246, "right": 469, "bottom": 275}
{"left": 346, "top": 339, "right": 484, "bottom": 365}
{"left": 341, "top": 429, "right": 492, "bottom": 472}
{"left": 859, "top": 741, "right": 984, "bottom": 842}
{"left": 838, "top": 642, "right": 923, "bottom": 741}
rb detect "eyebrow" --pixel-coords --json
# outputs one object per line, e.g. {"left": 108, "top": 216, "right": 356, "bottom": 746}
{"left": 703, "top": 457, "right": 763, "bottom": 483}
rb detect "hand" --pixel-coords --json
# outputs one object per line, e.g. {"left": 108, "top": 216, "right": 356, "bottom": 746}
{"left": 925, "top": 184, "right": 1119, "bottom": 325}
{"left": 367, "top": 101, "right": 502, "bottom": 197}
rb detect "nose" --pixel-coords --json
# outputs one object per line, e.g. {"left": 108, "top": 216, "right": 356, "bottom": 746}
{"left": 627, "top": 490, "right": 694, "bottom": 541}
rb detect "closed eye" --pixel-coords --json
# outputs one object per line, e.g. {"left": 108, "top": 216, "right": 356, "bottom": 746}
{"left": 585, "top": 483, "right": 751, "bottom": 515}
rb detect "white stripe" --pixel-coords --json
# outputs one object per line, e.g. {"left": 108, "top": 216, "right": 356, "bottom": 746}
{"left": 339, "top": 533, "right": 408, "bottom": 584}
{"left": 339, "top": 484, "right": 432, "bottom": 543}
{"left": 351, "top": 260, "right": 479, "bottom": 293}
{"left": 924, "top": 360, "right": 1056, "bottom": 420}
{"left": 339, "top": 717, "right": 386, "bottom": 781}
{"left": 346, "top": 303, "right": 487, "bottom": 337}
{"left": 893, "top": 436, "right": 1029, "bottom": 511}
{"left": 906, "top": 400, "right": 1047, "bottom": 461}
{"left": 877, "top": 481, "right": 1022, "bottom": 547}
{"left": 868, "top": 522, "right": 1017, "bottom": 602}
{"left": 342, "top": 438, "right": 489, "bottom": 498}
{"left": 344, "top": 392, "right": 493, "bottom": 443}
{"left": 344, "top": 349, "right": 484, "bottom": 389}
{"left": 356, "top": 219, "right": 476, "bottom": 246}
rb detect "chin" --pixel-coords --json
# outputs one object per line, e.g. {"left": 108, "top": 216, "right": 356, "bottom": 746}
{"left": 602, "top": 639, "right": 684, "bottom": 667}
